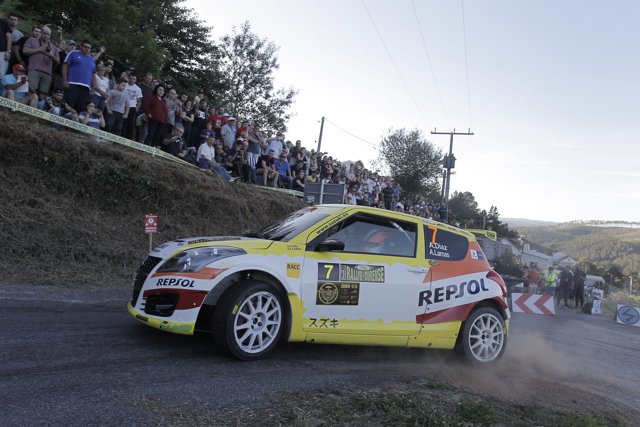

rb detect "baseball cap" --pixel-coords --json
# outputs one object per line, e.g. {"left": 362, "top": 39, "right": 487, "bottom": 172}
{"left": 12, "top": 64, "right": 25, "bottom": 71}
{"left": 66, "top": 39, "right": 76, "bottom": 45}
{"left": 228, "top": 117, "right": 236, "bottom": 121}
{"left": 222, "top": 113, "right": 229, "bottom": 117}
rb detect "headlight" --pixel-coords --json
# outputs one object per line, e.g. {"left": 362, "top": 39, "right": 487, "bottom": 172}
{"left": 156, "top": 247, "right": 246, "bottom": 273}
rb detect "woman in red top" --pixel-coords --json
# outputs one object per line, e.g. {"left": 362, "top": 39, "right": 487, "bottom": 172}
{"left": 144, "top": 83, "right": 169, "bottom": 147}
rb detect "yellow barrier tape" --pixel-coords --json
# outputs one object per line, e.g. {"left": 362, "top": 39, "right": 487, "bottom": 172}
{"left": 0, "top": 96, "right": 195, "bottom": 167}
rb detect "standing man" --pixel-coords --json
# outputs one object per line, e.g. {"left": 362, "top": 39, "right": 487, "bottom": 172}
{"left": 208, "top": 105, "right": 227, "bottom": 138}
{"left": 7, "top": 14, "right": 23, "bottom": 44}
{"left": 220, "top": 116, "right": 237, "bottom": 149}
{"left": 573, "top": 268, "right": 585, "bottom": 308}
{"left": 138, "top": 72, "right": 153, "bottom": 108}
{"left": 165, "top": 87, "right": 180, "bottom": 134}
{"left": 190, "top": 98, "right": 209, "bottom": 148}
{"left": 0, "top": 17, "right": 12, "bottom": 80}
{"left": 544, "top": 267, "right": 557, "bottom": 298}
{"left": 557, "top": 266, "right": 573, "bottom": 308}
{"left": 121, "top": 72, "right": 142, "bottom": 140}
{"left": 22, "top": 26, "right": 59, "bottom": 100}
{"left": 11, "top": 26, "right": 40, "bottom": 71}
{"left": 62, "top": 39, "right": 96, "bottom": 113}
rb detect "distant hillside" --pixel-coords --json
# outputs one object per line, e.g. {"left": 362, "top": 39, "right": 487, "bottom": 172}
{"left": 518, "top": 225, "right": 640, "bottom": 280}
{"left": 501, "top": 218, "right": 558, "bottom": 228}
{"left": 0, "top": 109, "right": 303, "bottom": 289}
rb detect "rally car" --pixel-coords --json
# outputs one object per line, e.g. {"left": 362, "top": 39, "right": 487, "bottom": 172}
{"left": 128, "top": 205, "right": 510, "bottom": 365}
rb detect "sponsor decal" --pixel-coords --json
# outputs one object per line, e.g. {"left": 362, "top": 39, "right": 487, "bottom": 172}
{"left": 187, "top": 237, "right": 240, "bottom": 245}
{"left": 308, "top": 317, "right": 340, "bottom": 328}
{"left": 154, "top": 243, "right": 170, "bottom": 252}
{"left": 428, "top": 241, "right": 450, "bottom": 259}
{"left": 287, "top": 262, "right": 301, "bottom": 278}
{"left": 314, "top": 211, "right": 351, "bottom": 235}
{"left": 341, "top": 264, "right": 385, "bottom": 283}
{"left": 287, "top": 244, "right": 303, "bottom": 251}
{"left": 159, "top": 321, "right": 192, "bottom": 332}
{"left": 156, "top": 278, "right": 195, "bottom": 287}
{"left": 317, "top": 282, "right": 360, "bottom": 305}
{"left": 470, "top": 249, "right": 484, "bottom": 260}
{"left": 418, "top": 279, "right": 489, "bottom": 306}
{"left": 429, "top": 260, "right": 440, "bottom": 266}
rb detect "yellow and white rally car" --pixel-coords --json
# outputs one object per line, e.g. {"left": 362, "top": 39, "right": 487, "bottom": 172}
{"left": 128, "top": 205, "right": 510, "bottom": 365}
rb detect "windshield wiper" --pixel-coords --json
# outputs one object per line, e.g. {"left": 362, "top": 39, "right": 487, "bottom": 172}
{"left": 244, "top": 231, "right": 266, "bottom": 239}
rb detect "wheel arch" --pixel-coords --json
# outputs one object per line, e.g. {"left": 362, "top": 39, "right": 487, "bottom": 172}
{"left": 196, "top": 269, "right": 293, "bottom": 339}
{"left": 455, "top": 297, "right": 508, "bottom": 350}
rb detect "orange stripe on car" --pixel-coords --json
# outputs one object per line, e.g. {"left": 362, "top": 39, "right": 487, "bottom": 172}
{"left": 151, "top": 267, "right": 227, "bottom": 280}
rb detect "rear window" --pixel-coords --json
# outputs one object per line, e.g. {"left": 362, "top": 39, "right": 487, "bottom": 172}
{"left": 424, "top": 225, "right": 469, "bottom": 261}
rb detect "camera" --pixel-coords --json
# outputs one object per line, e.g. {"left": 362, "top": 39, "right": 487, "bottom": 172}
{"left": 45, "top": 46, "right": 51, "bottom": 52}
{"left": 50, "top": 25, "right": 59, "bottom": 31}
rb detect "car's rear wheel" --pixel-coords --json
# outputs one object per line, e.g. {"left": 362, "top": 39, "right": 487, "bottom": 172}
{"left": 460, "top": 306, "right": 506, "bottom": 366}
{"left": 212, "top": 280, "right": 284, "bottom": 361}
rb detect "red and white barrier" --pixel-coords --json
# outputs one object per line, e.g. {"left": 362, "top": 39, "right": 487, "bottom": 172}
{"left": 511, "top": 293, "right": 555, "bottom": 315}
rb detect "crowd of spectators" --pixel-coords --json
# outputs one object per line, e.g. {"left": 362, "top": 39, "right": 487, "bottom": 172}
{"left": 0, "top": 16, "right": 451, "bottom": 221}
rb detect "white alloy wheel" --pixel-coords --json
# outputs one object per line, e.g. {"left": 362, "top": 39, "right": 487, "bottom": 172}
{"left": 233, "top": 291, "right": 282, "bottom": 354}
{"left": 461, "top": 307, "right": 506, "bottom": 365}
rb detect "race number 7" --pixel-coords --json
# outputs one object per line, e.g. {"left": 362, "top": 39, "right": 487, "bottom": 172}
{"left": 427, "top": 226, "right": 438, "bottom": 244}
{"left": 318, "top": 263, "right": 339, "bottom": 281}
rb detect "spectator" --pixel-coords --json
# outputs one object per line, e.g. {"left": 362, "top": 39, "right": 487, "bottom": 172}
{"left": 77, "top": 98, "right": 105, "bottom": 140}
{"left": 306, "top": 169, "right": 319, "bottom": 184}
{"left": 381, "top": 181, "right": 394, "bottom": 210}
{"left": 165, "top": 87, "right": 181, "bottom": 133}
{"left": 214, "top": 141, "right": 234, "bottom": 175}
{"left": 227, "top": 139, "right": 251, "bottom": 182}
{"left": 91, "top": 64, "right": 110, "bottom": 112}
{"left": 198, "top": 120, "right": 215, "bottom": 147}
{"left": 245, "top": 123, "right": 262, "bottom": 168}
{"left": 11, "top": 25, "right": 40, "bottom": 71}
{"left": 257, "top": 149, "right": 279, "bottom": 188}
{"left": 180, "top": 98, "right": 194, "bottom": 146}
{"left": 104, "top": 77, "right": 129, "bottom": 135}
{"left": 543, "top": 267, "right": 557, "bottom": 297}
{"left": 265, "top": 130, "right": 283, "bottom": 155}
{"left": 51, "top": 38, "right": 67, "bottom": 91}
{"left": 43, "top": 88, "right": 77, "bottom": 128}
{"left": 274, "top": 150, "right": 293, "bottom": 189}
{"left": 7, "top": 14, "right": 22, "bottom": 44}
{"left": 197, "top": 135, "right": 235, "bottom": 182}
{"left": 62, "top": 39, "right": 96, "bottom": 114}
{"left": 194, "top": 89, "right": 204, "bottom": 105}
{"left": 0, "top": 17, "right": 12, "bottom": 79}
{"left": 574, "top": 269, "right": 585, "bottom": 308}
{"left": 235, "top": 120, "right": 249, "bottom": 141}
{"left": 220, "top": 116, "right": 236, "bottom": 149}
{"left": 138, "top": 72, "right": 153, "bottom": 107}
{"left": 190, "top": 98, "right": 208, "bottom": 148}
{"left": 208, "top": 105, "right": 227, "bottom": 138}
{"left": 292, "top": 170, "right": 306, "bottom": 191}
{"left": 143, "top": 83, "right": 168, "bottom": 147}
{"left": 438, "top": 203, "right": 448, "bottom": 223}
{"left": 1, "top": 64, "right": 38, "bottom": 107}
{"left": 161, "top": 125, "right": 195, "bottom": 165}
{"left": 121, "top": 71, "right": 142, "bottom": 140}
{"left": 22, "top": 26, "right": 59, "bottom": 100}
{"left": 104, "top": 58, "right": 115, "bottom": 89}
{"left": 557, "top": 266, "right": 573, "bottom": 308}
{"left": 89, "top": 46, "right": 106, "bottom": 63}
{"left": 345, "top": 187, "right": 357, "bottom": 205}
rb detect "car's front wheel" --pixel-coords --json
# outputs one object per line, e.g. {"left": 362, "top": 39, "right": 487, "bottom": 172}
{"left": 212, "top": 280, "right": 284, "bottom": 361}
{"left": 460, "top": 306, "right": 507, "bottom": 366}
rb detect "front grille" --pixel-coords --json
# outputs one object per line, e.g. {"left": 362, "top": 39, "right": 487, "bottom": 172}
{"left": 140, "top": 255, "right": 162, "bottom": 274}
{"left": 144, "top": 292, "right": 180, "bottom": 317}
{"left": 131, "top": 255, "right": 163, "bottom": 305}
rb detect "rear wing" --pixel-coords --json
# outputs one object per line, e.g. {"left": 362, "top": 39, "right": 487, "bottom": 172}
{"left": 466, "top": 229, "right": 497, "bottom": 241}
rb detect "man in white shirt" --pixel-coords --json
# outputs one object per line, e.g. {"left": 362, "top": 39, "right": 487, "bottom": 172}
{"left": 121, "top": 72, "right": 142, "bottom": 140}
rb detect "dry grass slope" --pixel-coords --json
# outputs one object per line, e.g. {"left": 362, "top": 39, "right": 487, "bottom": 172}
{"left": 0, "top": 109, "right": 303, "bottom": 289}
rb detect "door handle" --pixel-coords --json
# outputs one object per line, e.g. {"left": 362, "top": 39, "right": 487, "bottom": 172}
{"left": 408, "top": 266, "right": 429, "bottom": 273}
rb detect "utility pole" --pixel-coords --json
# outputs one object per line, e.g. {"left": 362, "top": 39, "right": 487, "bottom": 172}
{"left": 316, "top": 117, "right": 325, "bottom": 153}
{"left": 431, "top": 128, "right": 474, "bottom": 214}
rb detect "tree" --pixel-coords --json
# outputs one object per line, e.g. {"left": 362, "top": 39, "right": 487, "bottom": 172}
{"left": 217, "top": 22, "right": 298, "bottom": 131}
{"left": 448, "top": 191, "right": 480, "bottom": 223}
{"left": 376, "top": 128, "right": 443, "bottom": 195}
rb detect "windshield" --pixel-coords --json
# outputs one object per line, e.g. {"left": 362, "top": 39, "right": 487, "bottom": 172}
{"left": 249, "top": 208, "right": 330, "bottom": 242}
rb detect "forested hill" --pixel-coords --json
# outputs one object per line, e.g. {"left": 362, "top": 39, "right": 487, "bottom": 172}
{"left": 518, "top": 226, "right": 640, "bottom": 285}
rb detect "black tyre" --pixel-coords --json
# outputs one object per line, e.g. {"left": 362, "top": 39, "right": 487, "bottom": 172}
{"left": 460, "top": 306, "right": 507, "bottom": 366}
{"left": 212, "top": 280, "right": 284, "bottom": 361}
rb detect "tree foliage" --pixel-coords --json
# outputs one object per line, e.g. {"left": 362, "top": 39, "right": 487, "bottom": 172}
{"left": 376, "top": 128, "right": 442, "bottom": 195}
{"left": 217, "top": 22, "right": 298, "bottom": 131}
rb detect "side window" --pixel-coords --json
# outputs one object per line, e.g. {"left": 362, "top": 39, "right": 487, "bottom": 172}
{"left": 326, "top": 215, "right": 417, "bottom": 257}
{"left": 424, "top": 225, "right": 469, "bottom": 261}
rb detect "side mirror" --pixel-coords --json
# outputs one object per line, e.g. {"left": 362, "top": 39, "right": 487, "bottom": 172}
{"left": 318, "top": 239, "right": 345, "bottom": 252}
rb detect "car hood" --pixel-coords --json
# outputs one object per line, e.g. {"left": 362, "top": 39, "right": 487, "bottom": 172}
{"left": 151, "top": 236, "right": 273, "bottom": 259}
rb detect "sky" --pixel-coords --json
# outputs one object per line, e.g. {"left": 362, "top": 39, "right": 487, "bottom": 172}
{"left": 188, "top": 0, "right": 640, "bottom": 223}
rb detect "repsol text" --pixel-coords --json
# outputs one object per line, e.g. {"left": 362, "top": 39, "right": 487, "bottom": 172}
{"left": 418, "top": 279, "right": 489, "bottom": 306}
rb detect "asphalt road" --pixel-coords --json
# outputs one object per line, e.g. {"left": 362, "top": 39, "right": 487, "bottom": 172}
{"left": 2, "top": 285, "right": 640, "bottom": 426}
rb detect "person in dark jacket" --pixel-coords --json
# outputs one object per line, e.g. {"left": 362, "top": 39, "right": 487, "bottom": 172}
{"left": 143, "top": 83, "right": 168, "bottom": 147}
{"left": 574, "top": 268, "right": 586, "bottom": 308}
{"left": 557, "top": 266, "right": 573, "bottom": 307}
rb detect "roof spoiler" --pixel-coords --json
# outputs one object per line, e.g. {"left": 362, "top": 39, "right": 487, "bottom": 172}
{"left": 466, "top": 229, "right": 497, "bottom": 241}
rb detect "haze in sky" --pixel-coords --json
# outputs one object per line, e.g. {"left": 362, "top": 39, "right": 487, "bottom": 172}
{"left": 188, "top": 0, "right": 640, "bottom": 223}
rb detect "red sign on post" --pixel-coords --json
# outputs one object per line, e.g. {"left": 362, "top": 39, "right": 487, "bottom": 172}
{"left": 145, "top": 215, "right": 158, "bottom": 234}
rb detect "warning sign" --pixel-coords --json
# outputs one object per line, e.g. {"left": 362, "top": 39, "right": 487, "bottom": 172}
{"left": 511, "top": 293, "right": 555, "bottom": 315}
{"left": 145, "top": 215, "right": 158, "bottom": 234}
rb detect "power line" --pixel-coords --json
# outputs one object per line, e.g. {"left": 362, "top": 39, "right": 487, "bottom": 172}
{"left": 324, "top": 118, "right": 378, "bottom": 149}
{"left": 461, "top": 0, "right": 473, "bottom": 130}
{"left": 412, "top": 0, "right": 451, "bottom": 131}
{"left": 360, "top": 0, "right": 430, "bottom": 128}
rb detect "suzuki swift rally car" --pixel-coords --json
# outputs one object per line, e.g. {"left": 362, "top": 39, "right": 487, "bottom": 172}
{"left": 128, "top": 205, "right": 510, "bottom": 365}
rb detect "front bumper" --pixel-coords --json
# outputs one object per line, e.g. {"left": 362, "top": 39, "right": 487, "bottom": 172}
{"left": 128, "top": 302, "right": 196, "bottom": 335}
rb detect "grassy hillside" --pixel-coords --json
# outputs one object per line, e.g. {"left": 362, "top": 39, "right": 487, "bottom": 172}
{"left": 0, "top": 109, "right": 303, "bottom": 289}
{"left": 518, "top": 225, "right": 640, "bottom": 279}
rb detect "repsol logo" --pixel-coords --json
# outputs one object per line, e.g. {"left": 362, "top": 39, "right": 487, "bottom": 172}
{"left": 418, "top": 279, "right": 489, "bottom": 306}
{"left": 156, "top": 278, "right": 195, "bottom": 287}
